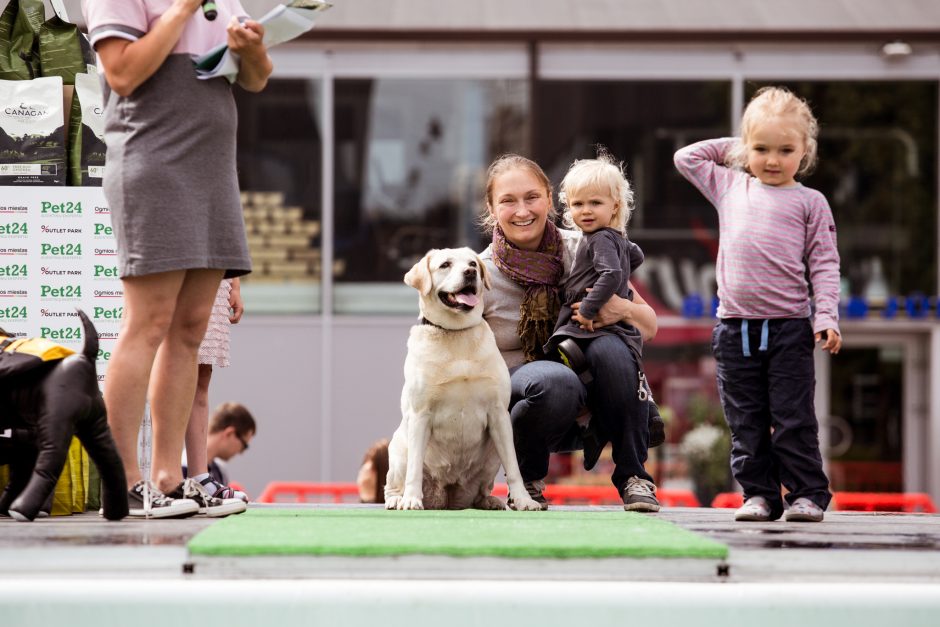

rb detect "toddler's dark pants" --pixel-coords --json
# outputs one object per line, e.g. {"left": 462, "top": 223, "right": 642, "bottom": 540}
{"left": 712, "top": 317, "right": 832, "bottom": 519}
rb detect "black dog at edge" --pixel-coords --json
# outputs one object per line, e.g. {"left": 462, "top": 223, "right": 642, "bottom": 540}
{"left": 0, "top": 310, "right": 128, "bottom": 521}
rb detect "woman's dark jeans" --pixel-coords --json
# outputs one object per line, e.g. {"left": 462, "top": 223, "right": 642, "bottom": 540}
{"left": 509, "top": 334, "right": 652, "bottom": 490}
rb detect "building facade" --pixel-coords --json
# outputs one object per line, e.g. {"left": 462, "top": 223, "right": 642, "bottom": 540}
{"left": 191, "top": 0, "right": 940, "bottom": 503}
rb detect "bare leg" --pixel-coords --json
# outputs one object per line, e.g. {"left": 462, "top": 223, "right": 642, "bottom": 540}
{"left": 105, "top": 272, "right": 186, "bottom": 489}
{"left": 184, "top": 364, "right": 214, "bottom": 477}
{"left": 150, "top": 269, "right": 224, "bottom": 493}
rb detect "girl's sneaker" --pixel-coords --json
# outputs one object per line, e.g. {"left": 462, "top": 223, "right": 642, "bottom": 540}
{"left": 127, "top": 481, "right": 199, "bottom": 519}
{"left": 734, "top": 496, "right": 773, "bottom": 522}
{"left": 785, "top": 497, "right": 824, "bottom": 522}
{"left": 166, "top": 479, "right": 246, "bottom": 517}
{"left": 199, "top": 476, "right": 249, "bottom": 503}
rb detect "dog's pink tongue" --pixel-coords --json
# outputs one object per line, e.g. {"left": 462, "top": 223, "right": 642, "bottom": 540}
{"left": 455, "top": 292, "right": 479, "bottom": 307}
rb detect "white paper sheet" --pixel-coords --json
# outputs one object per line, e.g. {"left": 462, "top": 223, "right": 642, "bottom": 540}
{"left": 194, "top": 1, "right": 332, "bottom": 83}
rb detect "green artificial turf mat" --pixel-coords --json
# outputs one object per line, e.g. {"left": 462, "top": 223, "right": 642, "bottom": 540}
{"left": 188, "top": 509, "right": 728, "bottom": 560}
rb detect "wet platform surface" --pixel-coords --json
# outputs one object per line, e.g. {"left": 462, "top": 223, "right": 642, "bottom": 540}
{"left": 1, "top": 504, "right": 939, "bottom": 582}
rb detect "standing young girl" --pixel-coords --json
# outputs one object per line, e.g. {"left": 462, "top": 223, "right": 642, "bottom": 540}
{"left": 674, "top": 86, "right": 841, "bottom": 523}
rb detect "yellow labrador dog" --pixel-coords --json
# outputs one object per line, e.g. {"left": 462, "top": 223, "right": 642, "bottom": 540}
{"left": 385, "top": 248, "right": 542, "bottom": 511}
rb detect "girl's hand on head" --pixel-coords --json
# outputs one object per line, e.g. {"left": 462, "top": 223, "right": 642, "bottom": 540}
{"left": 815, "top": 329, "right": 842, "bottom": 354}
{"left": 227, "top": 17, "right": 266, "bottom": 58}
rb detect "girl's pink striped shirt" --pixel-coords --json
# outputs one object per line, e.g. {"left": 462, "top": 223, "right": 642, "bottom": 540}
{"left": 674, "top": 138, "right": 841, "bottom": 335}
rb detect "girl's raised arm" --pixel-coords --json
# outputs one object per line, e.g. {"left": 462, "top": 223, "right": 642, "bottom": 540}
{"left": 673, "top": 137, "right": 740, "bottom": 208}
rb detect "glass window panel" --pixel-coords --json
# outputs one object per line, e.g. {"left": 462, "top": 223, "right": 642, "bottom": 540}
{"left": 534, "top": 80, "right": 732, "bottom": 313}
{"left": 747, "top": 81, "right": 938, "bottom": 301}
{"left": 534, "top": 81, "right": 733, "bottom": 491}
{"left": 333, "top": 78, "right": 529, "bottom": 314}
{"left": 827, "top": 346, "right": 903, "bottom": 492}
{"left": 235, "top": 79, "right": 323, "bottom": 313}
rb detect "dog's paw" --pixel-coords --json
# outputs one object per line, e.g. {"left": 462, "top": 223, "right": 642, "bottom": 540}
{"left": 514, "top": 497, "right": 544, "bottom": 512}
{"left": 398, "top": 496, "right": 424, "bottom": 510}
{"left": 384, "top": 496, "right": 402, "bottom": 510}
{"left": 476, "top": 496, "right": 508, "bottom": 511}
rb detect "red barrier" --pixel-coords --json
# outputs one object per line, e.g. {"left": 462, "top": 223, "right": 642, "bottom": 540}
{"left": 493, "top": 484, "right": 699, "bottom": 507}
{"left": 710, "top": 492, "right": 743, "bottom": 509}
{"left": 257, "top": 481, "right": 700, "bottom": 507}
{"left": 711, "top": 491, "right": 937, "bottom": 513}
{"left": 832, "top": 492, "right": 936, "bottom": 513}
{"left": 258, "top": 481, "right": 361, "bottom": 503}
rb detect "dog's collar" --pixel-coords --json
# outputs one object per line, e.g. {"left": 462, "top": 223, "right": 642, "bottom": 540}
{"left": 419, "top": 317, "right": 477, "bottom": 333}
{"left": 420, "top": 317, "right": 446, "bottom": 330}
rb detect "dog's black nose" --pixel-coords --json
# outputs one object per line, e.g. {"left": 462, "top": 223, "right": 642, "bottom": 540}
{"left": 463, "top": 268, "right": 477, "bottom": 278}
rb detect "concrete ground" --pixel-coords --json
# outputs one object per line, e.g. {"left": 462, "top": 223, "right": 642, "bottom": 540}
{"left": 1, "top": 504, "right": 939, "bottom": 626}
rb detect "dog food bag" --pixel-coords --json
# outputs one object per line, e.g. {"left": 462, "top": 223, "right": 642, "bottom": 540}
{"left": 67, "top": 70, "right": 105, "bottom": 186}
{"left": 0, "top": 75, "right": 66, "bottom": 185}
{"left": 0, "top": 0, "right": 44, "bottom": 81}
{"left": 39, "top": 14, "right": 95, "bottom": 86}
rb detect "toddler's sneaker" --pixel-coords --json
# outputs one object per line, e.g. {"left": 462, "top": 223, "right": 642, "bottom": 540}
{"left": 734, "top": 496, "right": 774, "bottom": 522}
{"left": 167, "top": 479, "right": 246, "bottom": 517}
{"left": 622, "top": 476, "right": 660, "bottom": 512}
{"left": 785, "top": 497, "right": 824, "bottom": 522}
{"left": 127, "top": 480, "right": 199, "bottom": 519}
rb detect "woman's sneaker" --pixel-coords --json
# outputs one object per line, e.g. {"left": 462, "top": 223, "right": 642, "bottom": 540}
{"left": 167, "top": 479, "right": 247, "bottom": 517}
{"left": 734, "top": 496, "right": 774, "bottom": 522}
{"left": 785, "top": 497, "right": 824, "bottom": 522}
{"left": 508, "top": 480, "right": 549, "bottom": 511}
{"left": 622, "top": 476, "right": 661, "bottom": 512}
{"left": 127, "top": 481, "right": 199, "bottom": 519}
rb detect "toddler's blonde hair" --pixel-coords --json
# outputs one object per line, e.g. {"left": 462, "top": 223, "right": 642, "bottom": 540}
{"left": 558, "top": 148, "right": 634, "bottom": 235}
{"left": 726, "top": 86, "right": 819, "bottom": 177}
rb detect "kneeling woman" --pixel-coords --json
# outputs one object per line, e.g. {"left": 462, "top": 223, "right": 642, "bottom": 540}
{"left": 479, "top": 155, "right": 660, "bottom": 512}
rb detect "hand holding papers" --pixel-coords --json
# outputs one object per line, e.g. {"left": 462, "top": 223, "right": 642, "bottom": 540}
{"left": 194, "top": 1, "right": 332, "bottom": 83}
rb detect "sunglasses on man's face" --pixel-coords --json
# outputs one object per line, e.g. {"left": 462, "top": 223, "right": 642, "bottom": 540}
{"left": 235, "top": 432, "right": 249, "bottom": 452}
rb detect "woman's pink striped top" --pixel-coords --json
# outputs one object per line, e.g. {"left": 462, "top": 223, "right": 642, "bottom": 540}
{"left": 674, "top": 138, "right": 841, "bottom": 335}
{"left": 83, "top": 0, "right": 249, "bottom": 56}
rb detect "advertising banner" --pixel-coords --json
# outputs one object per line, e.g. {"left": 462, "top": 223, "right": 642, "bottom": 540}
{"left": 0, "top": 186, "right": 121, "bottom": 387}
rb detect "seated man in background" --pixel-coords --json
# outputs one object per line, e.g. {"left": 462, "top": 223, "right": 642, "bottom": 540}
{"left": 184, "top": 402, "right": 256, "bottom": 502}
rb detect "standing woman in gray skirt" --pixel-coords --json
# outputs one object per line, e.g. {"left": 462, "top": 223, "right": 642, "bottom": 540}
{"left": 83, "top": 0, "right": 272, "bottom": 518}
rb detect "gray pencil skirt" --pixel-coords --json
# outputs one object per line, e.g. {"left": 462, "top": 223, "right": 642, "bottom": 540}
{"left": 102, "top": 55, "right": 251, "bottom": 279}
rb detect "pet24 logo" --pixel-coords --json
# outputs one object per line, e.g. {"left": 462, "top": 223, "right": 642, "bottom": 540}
{"left": 0, "top": 306, "right": 26, "bottom": 319}
{"left": 0, "top": 222, "right": 27, "bottom": 236}
{"left": 40, "top": 284, "right": 82, "bottom": 299}
{"left": 41, "top": 326, "right": 82, "bottom": 341}
{"left": 40, "top": 201, "right": 82, "bottom": 215}
{"left": 93, "top": 306, "right": 123, "bottom": 320}
{"left": 41, "top": 243, "right": 82, "bottom": 257}
{"left": 0, "top": 263, "right": 27, "bottom": 277}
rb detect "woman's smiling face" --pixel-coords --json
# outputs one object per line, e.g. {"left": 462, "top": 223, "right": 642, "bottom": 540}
{"left": 488, "top": 167, "right": 552, "bottom": 251}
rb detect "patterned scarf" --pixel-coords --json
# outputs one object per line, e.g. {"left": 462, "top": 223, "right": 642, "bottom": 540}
{"left": 491, "top": 222, "right": 564, "bottom": 362}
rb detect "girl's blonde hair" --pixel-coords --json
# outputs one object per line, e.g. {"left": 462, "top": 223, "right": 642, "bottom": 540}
{"left": 558, "top": 148, "right": 634, "bottom": 235}
{"left": 478, "top": 154, "right": 556, "bottom": 234}
{"left": 727, "top": 86, "right": 819, "bottom": 177}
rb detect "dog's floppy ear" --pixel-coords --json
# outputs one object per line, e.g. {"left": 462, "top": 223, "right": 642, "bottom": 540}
{"left": 476, "top": 254, "right": 491, "bottom": 290}
{"left": 404, "top": 250, "right": 435, "bottom": 295}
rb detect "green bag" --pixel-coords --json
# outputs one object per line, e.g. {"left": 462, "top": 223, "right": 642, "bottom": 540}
{"left": 39, "top": 15, "right": 94, "bottom": 85}
{"left": 0, "top": 0, "right": 44, "bottom": 80}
